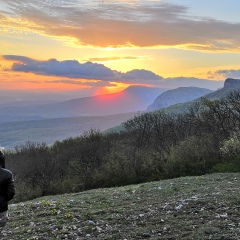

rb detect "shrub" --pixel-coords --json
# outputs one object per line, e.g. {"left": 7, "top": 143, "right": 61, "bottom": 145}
{"left": 214, "top": 130, "right": 240, "bottom": 173}
{"left": 220, "top": 130, "right": 240, "bottom": 157}
{"left": 164, "top": 134, "right": 220, "bottom": 178}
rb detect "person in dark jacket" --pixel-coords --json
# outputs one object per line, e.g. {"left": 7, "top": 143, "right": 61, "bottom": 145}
{"left": 0, "top": 150, "right": 15, "bottom": 239}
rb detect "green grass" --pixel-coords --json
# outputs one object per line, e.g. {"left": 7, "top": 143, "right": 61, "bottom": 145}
{"left": 5, "top": 173, "right": 240, "bottom": 239}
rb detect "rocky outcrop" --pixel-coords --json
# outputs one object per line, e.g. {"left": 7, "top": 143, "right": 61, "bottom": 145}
{"left": 224, "top": 78, "right": 240, "bottom": 88}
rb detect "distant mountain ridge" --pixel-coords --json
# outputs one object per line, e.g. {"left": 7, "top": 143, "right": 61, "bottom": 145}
{"left": 108, "top": 78, "right": 240, "bottom": 133}
{"left": 147, "top": 87, "right": 212, "bottom": 111}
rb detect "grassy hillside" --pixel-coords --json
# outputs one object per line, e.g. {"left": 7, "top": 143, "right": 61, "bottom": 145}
{"left": 6, "top": 173, "right": 240, "bottom": 239}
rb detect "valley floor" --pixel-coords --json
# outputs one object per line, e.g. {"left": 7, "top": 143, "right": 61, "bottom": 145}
{"left": 5, "top": 173, "right": 240, "bottom": 239}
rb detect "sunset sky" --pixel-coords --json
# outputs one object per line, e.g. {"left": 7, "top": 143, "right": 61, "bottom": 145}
{"left": 1, "top": 0, "right": 240, "bottom": 94}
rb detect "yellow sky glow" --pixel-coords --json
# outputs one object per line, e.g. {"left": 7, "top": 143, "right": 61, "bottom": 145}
{"left": 1, "top": 0, "right": 240, "bottom": 92}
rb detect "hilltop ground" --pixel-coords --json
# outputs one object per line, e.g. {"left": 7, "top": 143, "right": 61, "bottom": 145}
{"left": 4, "top": 173, "right": 240, "bottom": 240}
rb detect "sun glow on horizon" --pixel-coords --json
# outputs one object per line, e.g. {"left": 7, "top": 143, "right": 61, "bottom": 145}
{"left": 94, "top": 82, "right": 130, "bottom": 96}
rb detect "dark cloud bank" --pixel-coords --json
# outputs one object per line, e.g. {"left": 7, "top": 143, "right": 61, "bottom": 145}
{"left": 3, "top": 55, "right": 223, "bottom": 90}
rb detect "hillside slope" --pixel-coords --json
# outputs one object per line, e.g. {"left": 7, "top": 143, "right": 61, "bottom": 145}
{"left": 0, "top": 112, "right": 138, "bottom": 149}
{"left": 147, "top": 87, "right": 212, "bottom": 111}
{"left": 7, "top": 173, "right": 240, "bottom": 239}
{"left": 163, "top": 78, "right": 240, "bottom": 115}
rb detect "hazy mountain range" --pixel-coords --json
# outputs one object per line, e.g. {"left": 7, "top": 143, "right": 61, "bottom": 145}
{"left": 0, "top": 85, "right": 165, "bottom": 148}
{"left": 1, "top": 78, "right": 237, "bottom": 149}
{"left": 0, "top": 86, "right": 166, "bottom": 123}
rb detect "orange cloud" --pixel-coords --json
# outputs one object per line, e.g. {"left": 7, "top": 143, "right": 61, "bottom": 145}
{"left": 1, "top": 1, "right": 240, "bottom": 52}
{"left": 87, "top": 56, "right": 138, "bottom": 62}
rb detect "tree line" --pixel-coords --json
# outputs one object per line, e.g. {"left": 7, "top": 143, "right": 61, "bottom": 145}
{"left": 5, "top": 91, "right": 240, "bottom": 202}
